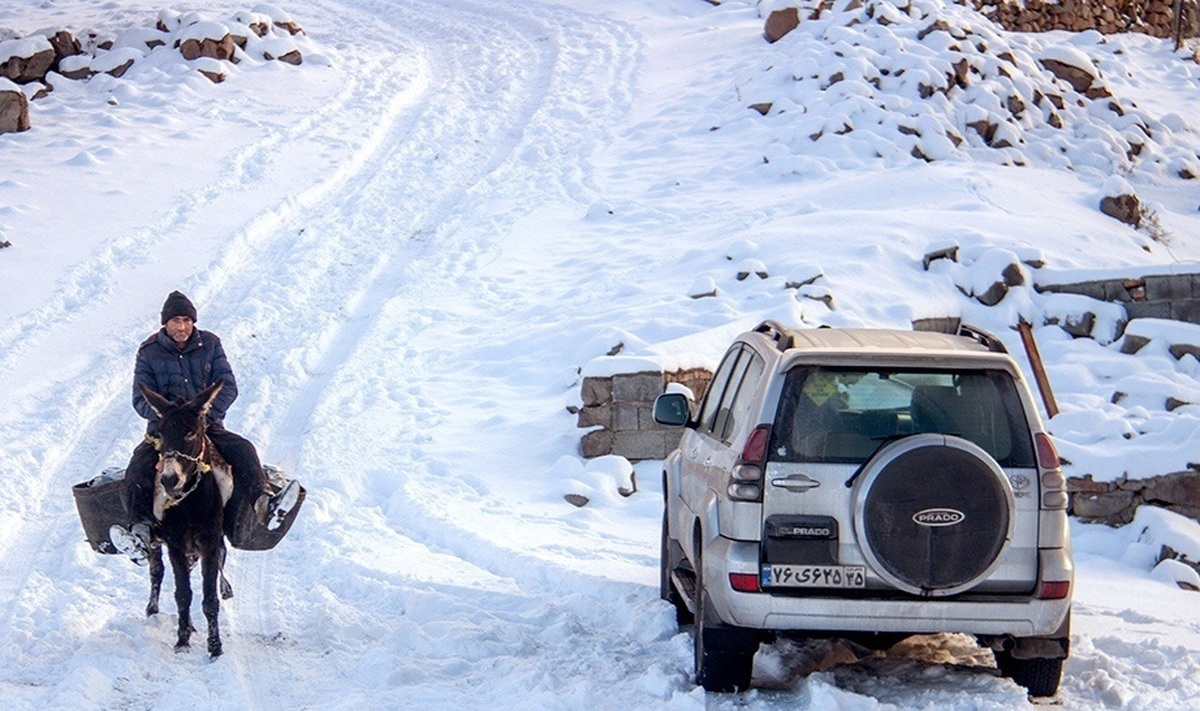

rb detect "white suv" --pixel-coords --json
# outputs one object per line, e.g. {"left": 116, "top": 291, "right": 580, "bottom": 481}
{"left": 654, "top": 322, "right": 1073, "bottom": 696}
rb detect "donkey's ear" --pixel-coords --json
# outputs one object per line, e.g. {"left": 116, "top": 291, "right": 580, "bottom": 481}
{"left": 139, "top": 383, "right": 173, "bottom": 417}
{"left": 195, "top": 382, "right": 224, "bottom": 417}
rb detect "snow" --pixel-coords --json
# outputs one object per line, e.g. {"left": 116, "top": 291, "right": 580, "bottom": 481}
{"left": 1, "top": 0, "right": 1199, "bottom": 708}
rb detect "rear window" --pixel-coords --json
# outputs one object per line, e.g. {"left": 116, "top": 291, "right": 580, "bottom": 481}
{"left": 769, "top": 367, "right": 1035, "bottom": 467}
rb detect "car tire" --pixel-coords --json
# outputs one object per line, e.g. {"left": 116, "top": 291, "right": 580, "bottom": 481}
{"left": 693, "top": 546, "right": 757, "bottom": 693}
{"left": 660, "top": 510, "right": 693, "bottom": 626}
{"left": 994, "top": 651, "right": 1063, "bottom": 697}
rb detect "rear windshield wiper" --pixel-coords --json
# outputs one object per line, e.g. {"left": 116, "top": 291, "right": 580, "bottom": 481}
{"left": 844, "top": 434, "right": 913, "bottom": 489}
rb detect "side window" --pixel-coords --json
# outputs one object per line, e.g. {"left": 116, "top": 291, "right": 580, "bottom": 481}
{"left": 721, "top": 353, "right": 766, "bottom": 442}
{"left": 713, "top": 353, "right": 752, "bottom": 441}
{"left": 699, "top": 346, "right": 743, "bottom": 435}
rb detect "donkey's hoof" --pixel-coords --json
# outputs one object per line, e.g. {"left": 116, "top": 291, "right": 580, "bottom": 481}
{"left": 208, "top": 642, "right": 223, "bottom": 658}
{"left": 174, "top": 642, "right": 190, "bottom": 653}
{"left": 145, "top": 602, "right": 159, "bottom": 617}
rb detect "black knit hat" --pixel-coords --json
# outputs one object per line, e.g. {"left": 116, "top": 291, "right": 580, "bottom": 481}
{"left": 161, "top": 291, "right": 198, "bottom": 324}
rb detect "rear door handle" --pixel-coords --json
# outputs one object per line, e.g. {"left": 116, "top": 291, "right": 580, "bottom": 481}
{"left": 771, "top": 474, "right": 821, "bottom": 492}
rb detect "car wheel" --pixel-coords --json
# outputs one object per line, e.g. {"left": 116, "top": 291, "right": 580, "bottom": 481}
{"left": 994, "top": 651, "right": 1063, "bottom": 697}
{"left": 660, "top": 509, "right": 693, "bottom": 626}
{"left": 852, "top": 434, "right": 1015, "bottom": 596}
{"left": 693, "top": 546, "right": 757, "bottom": 693}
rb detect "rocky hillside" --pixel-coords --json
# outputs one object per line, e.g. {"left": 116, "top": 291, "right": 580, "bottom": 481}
{"left": 735, "top": 0, "right": 1200, "bottom": 182}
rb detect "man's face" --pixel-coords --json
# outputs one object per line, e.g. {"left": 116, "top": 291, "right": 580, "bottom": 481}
{"left": 166, "top": 316, "right": 194, "bottom": 346}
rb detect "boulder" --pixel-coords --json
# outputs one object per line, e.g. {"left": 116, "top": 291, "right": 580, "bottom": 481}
{"left": 1039, "top": 57, "right": 1097, "bottom": 94}
{"left": 179, "top": 35, "right": 237, "bottom": 62}
{"left": 0, "top": 80, "right": 30, "bottom": 133}
{"left": 764, "top": 7, "right": 800, "bottom": 42}
{"left": 1100, "top": 193, "right": 1141, "bottom": 227}
{"left": 0, "top": 36, "right": 55, "bottom": 84}
{"left": 45, "top": 30, "right": 82, "bottom": 71}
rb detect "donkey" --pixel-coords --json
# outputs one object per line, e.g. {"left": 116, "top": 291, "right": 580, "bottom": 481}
{"left": 138, "top": 382, "right": 235, "bottom": 658}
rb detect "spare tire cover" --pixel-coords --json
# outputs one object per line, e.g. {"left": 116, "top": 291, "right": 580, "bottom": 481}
{"left": 853, "top": 434, "right": 1014, "bottom": 596}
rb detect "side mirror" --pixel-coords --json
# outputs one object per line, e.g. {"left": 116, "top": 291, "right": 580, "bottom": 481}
{"left": 653, "top": 392, "right": 691, "bottom": 427}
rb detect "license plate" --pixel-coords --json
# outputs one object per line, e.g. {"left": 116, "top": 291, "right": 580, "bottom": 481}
{"left": 762, "top": 564, "right": 866, "bottom": 589}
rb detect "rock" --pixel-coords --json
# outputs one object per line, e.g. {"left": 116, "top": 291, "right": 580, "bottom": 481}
{"left": 1100, "top": 193, "right": 1141, "bottom": 227}
{"left": 1070, "top": 489, "right": 1136, "bottom": 524}
{"left": 179, "top": 35, "right": 236, "bottom": 62}
{"left": 736, "top": 259, "right": 769, "bottom": 281}
{"left": 1039, "top": 57, "right": 1097, "bottom": 94}
{"left": 105, "top": 58, "right": 135, "bottom": 78}
{"left": 199, "top": 69, "right": 226, "bottom": 84}
{"left": 0, "top": 37, "right": 55, "bottom": 84}
{"left": 1142, "top": 471, "right": 1200, "bottom": 506}
{"left": 45, "top": 30, "right": 82, "bottom": 71}
{"left": 764, "top": 8, "right": 800, "bottom": 42}
{"left": 580, "top": 377, "right": 612, "bottom": 407}
{"left": 57, "top": 55, "right": 93, "bottom": 81}
{"left": 576, "top": 404, "right": 611, "bottom": 429}
{"left": 0, "top": 81, "right": 30, "bottom": 133}
{"left": 274, "top": 21, "right": 305, "bottom": 36}
{"left": 1170, "top": 343, "right": 1200, "bottom": 361}
{"left": 276, "top": 49, "right": 302, "bottom": 66}
{"left": 581, "top": 429, "right": 613, "bottom": 458}
{"left": 923, "top": 244, "right": 959, "bottom": 270}
{"left": 563, "top": 493, "right": 589, "bottom": 508}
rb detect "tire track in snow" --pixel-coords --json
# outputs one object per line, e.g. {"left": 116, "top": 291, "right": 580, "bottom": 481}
{"left": 0, "top": 2, "right": 430, "bottom": 700}
{"left": 176, "top": 0, "right": 621, "bottom": 705}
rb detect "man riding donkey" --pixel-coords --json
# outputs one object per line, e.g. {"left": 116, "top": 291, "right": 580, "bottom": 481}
{"left": 110, "top": 291, "right": 300, "bottom": 564}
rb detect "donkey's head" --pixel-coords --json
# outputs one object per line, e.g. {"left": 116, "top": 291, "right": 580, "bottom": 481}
{"left": 139, "top": 382, "right": 222, "bottom": 505}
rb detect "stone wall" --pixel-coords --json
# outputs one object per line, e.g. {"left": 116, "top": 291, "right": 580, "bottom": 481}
{"left": 1037, "top": 271, "right": 1200, "bottom": 326}
{"left": 1069, "top": 469, "right": 1200, "bottom": 524}
{"left": 973, "top": 0, "right": 1199, "bottom": 39}
{"left": 577, "top": 368, "right": 712, "bottom": 461}
{"left": 763, "top": 0, "right": 1199, "bottom": 42}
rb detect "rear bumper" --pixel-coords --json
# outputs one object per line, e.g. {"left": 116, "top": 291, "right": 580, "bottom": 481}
{"left": 706, "top": 537, "right": 1072, "bottom": 637}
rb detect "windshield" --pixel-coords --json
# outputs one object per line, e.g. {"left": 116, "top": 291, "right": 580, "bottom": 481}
{"left": 769, "top": 367, "right": 1036, "bottom": 466}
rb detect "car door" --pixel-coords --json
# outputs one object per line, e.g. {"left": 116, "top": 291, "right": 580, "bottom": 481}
{"left": 678, "top": 345, "right": 744, "bottom": 554}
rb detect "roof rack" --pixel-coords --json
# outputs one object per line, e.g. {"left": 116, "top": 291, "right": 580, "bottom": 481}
{"left": 753, "top": 320, "right": 794, "bottom": 351}
{"left": 956, "top": 324, "right": 1008, "bottom": 353}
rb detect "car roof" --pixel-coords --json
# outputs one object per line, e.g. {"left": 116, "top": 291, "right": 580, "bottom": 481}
{"left": 785, "top": 327, "right": 994, "bottom": 353}
{"left": 744, "top": 322, "right": 1018, "bottom": 369}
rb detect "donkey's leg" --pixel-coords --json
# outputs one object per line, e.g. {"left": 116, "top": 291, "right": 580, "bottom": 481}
{"left": 168, "top": 545, "right": 193, "bottom": 652}
{"left": 218, "top": 544, "right": 233, "bottom": 600}
{"left": 201, "top": 542, "right": 223, "bottom": 658}
{"left": 146, "top": 540, "right": 164, "bottom": 617}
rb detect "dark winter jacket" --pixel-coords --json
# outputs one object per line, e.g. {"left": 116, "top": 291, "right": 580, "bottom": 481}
{"left": 132, "top": 328, "right": 238, "bottom": 431}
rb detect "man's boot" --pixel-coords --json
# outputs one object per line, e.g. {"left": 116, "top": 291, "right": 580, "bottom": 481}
{"left": 109, "top": 522, "right": 152, "bottom": 566}
{"left": 255, "top": 479, "right": 300, "bottom": 531}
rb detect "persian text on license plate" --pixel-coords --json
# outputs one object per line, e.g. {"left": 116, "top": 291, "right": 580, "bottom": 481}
{"left": 762, "top": 564, "right": 866, "bottom": 589}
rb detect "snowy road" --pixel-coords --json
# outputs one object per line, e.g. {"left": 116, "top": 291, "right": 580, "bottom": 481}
{"left": 2, "top": 0, "right": 1200, "bottom": 708}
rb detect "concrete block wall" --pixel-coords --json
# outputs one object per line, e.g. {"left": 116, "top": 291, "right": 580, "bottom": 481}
{"left": 578, "top": 368, "right": 712, "bottom": 461}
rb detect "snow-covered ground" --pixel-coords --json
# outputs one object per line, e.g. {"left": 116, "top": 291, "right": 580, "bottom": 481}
{"left": 1, "top": 0, "right": 1199, "bottom": 708}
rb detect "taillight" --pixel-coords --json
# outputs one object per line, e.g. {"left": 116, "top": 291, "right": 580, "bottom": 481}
{"left": 1035, "top": 432, "right": 1060, "bottom": 471}
{"left": 728, "top": 426, "right": 771, "bottom": 502}
{"left": 1037, "top": 581, "right": 1070, "bottom": 600}
{"left": 1035, "top": 433, "right": 1067, "bottom": 510}
{"left": 742, "top": 426, "right": 770, "bottom": 463}
{"left": 728, "top": 573, "right": 761, "bottom": 593}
